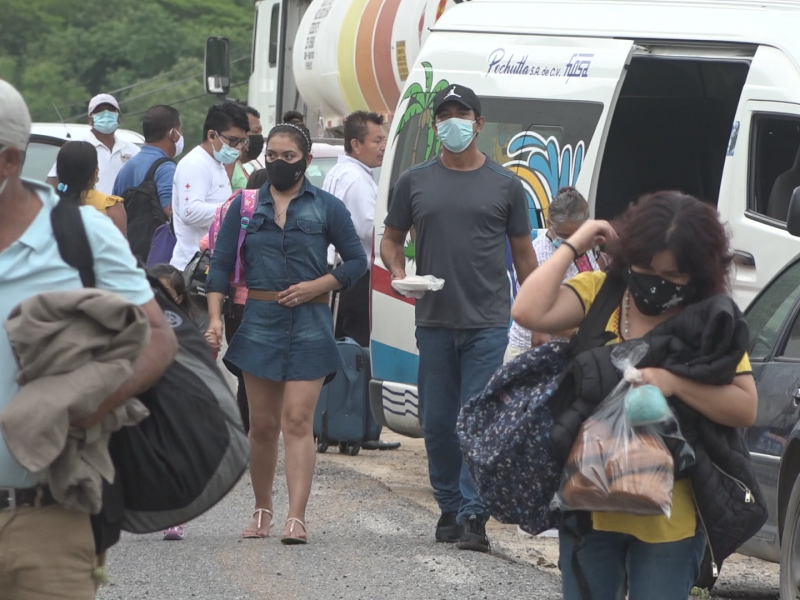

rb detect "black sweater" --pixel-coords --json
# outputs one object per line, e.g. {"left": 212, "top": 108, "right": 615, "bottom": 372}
{"left": 550, "top": 293, "right": 767, "bottom": 566}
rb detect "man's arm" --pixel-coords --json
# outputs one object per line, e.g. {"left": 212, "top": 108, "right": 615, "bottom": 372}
{"left": 505, "top": 175, "right": 536, "bottom": 283}
{"left": 73, "top": 299, "right": 178, "bottom": 428}
{"left": 380, "top": 226, "right": 409, "bottom": 280}
{"left": 381, "top": 172, "right": 413, "bottom": 280}
{"left": 155, "top": 162, "right": 176, "bottom": 219}
{"left": 509, "top": 235, "right": 538, "bottom": 285}
{"left": 106, "top": 202, "right": 128, "bottom": 238}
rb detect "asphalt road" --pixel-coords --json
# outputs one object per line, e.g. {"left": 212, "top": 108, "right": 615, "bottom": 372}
{"left": 97, "top": 459, "right": 563, "bottom": 600}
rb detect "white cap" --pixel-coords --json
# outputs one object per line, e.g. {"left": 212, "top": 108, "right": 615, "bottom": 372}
{"left": 0, "top": 79, "right": 31, "bottom": 151}
{"left": 88, "top": 93, "right": 120, "bottom": 116}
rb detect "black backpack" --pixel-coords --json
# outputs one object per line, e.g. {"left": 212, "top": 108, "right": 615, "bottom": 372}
{"left": 51, "top": 198, "right": 248, "bottom": 553}
{"left": 122, "top": 156, "right": 172, "bottom": 263}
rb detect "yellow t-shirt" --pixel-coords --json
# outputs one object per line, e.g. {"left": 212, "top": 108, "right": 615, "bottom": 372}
{"left": 83, "top": 190, "right": 124, "bottom": 215}
{"left": 563, "top": 271, "right": 752, "bottom": 543}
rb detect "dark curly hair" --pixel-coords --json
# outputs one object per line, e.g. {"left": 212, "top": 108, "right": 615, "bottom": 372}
{"left": 608, "top": 191, "right": 733, "bottom": 301}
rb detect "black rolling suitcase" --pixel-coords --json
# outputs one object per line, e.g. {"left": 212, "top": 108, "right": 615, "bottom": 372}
{"left": 313, "top": 288, "right": 381, "bottom": 456}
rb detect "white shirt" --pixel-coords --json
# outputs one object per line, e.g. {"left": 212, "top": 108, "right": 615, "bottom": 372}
{"left": 170, "top": 145, "right": 232, "bottom": 270}
{"left": 323, "top": 155, "right": 377, "bottom": 265}
{"left": 47, "top": 130, "right": 140, "bottom": 195}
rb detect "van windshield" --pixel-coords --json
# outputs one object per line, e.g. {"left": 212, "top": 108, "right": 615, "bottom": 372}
{"left": 389, "top": 97, "right": 603, "bottom": 229}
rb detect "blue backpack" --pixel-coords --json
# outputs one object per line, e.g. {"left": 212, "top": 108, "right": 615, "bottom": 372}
{"left": 457, "top": 275, "right": 624, "bottom": 534}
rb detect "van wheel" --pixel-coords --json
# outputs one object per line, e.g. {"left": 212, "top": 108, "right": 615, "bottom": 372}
{"left": 780, "top": 476, "right": 800, "bottom": 599}
{"left": 315, "top": 439, "right": 329, "bottom": 454}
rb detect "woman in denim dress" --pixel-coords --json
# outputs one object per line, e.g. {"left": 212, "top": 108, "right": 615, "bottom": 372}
{"left": 205, "top": 119, "right": 367, "bottom": 544}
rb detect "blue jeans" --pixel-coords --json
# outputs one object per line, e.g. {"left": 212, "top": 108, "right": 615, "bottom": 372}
{"left": 558, "top": 516, "right": 707, "bottom": 600}
{"left": 415, "top": 326, "right": 508, "bottom": 523}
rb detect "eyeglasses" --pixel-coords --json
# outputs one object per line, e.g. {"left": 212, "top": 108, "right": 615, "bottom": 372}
{"left": 216, "top": 131, "right": 248, "bottom": 149}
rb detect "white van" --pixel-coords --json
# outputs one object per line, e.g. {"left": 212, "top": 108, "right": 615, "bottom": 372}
{"left": 370, "top": 0, "right": 800, "bottom": 438}
{"left": 23, "top": 123, "right": 145, "bottom": 183}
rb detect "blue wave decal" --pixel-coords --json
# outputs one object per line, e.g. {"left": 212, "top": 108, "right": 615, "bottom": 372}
{"left": 382, "top": 405, "right": 421, "bottom": 418}
{"left": 383, "top": 395, "right": 419, "bottom": 411}
{"left": 382, "top": 387, "right": 419, "bottom": 400}
{"left": 371, "top": 340, "right": 419, "bottom": 385}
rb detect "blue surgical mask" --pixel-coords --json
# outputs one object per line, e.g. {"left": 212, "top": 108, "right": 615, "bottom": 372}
{"left": 551, "top": 237, "right": 564, "bottom": 249}
{"left": 436, "top": 118, "right": 475, "bottom": 153}
{"left": 212, "top": 133, "right": 240, "bottom": 165}
{"left": 92, "top": 110, "right": 119, "bottom": 135}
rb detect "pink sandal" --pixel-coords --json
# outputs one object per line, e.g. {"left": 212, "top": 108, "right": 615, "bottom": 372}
{"left": 280, "top": 518, "right": 308, "bottom": 545}
{"left": 242, "top": 509, "right": 274, "bottom": 539}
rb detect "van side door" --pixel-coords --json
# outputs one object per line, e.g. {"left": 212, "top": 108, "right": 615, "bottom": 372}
{"left": 719, "top": 46, "right": 800, "bottom": 309}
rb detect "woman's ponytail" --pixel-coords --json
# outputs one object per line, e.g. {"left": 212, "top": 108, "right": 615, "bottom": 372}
{"left": 55, "top": 141, "right": 98, "bottom": 204}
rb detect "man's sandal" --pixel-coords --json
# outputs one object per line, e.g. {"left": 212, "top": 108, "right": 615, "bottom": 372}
{"left": 242, "top": 509, "right": 274, "bottom": 539}
{"left": 280, "top": 518, "right": 308, "bottom": 545}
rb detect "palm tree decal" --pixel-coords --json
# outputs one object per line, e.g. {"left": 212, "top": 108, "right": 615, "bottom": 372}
{"left": 394, "top": 62, "right": 450, "bottom": 162}
{"left": 504, "top": 132, "right": 585, "bottom": 229}
{"left": 394, "top": 62, "right": 449, "bottom": 264}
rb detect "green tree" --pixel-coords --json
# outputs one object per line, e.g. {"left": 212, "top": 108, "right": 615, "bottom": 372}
{"left": 0, "top": 0, "right": 253, "bottom": 148}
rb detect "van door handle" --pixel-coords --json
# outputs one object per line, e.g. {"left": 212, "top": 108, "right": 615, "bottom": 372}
{"left": 733, "top": 250, "right": 756, "bottom": 267}
{"left": 793, "top": 388, "right": 800, "bottom": 406}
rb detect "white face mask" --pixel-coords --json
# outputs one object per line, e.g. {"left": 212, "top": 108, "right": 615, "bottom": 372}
{"left": 171, "top": 129, "right": 185, "bottom": 157}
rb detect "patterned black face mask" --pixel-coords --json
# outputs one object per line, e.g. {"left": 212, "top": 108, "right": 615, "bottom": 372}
{"left": 623, "top": 267, "right": 697, "bottom": 316}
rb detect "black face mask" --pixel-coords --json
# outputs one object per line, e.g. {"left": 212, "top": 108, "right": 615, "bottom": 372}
{"left": 266, "top": 158, "right": 307, "bottom": 192}
{"left": 623, "top": 267, "right": 697, "bottom": 316}
{"left": 245, "top": 134, "right": 264, "bottom": 162}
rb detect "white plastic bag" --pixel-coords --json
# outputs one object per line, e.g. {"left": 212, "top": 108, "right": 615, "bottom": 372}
{"left": 391, "top": 275, "right": 445, "bottom": 299}
{"left": 550, "top": 341, "right": 688, "bottom": 517}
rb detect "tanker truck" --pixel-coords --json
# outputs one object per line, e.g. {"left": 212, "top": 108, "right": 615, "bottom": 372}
{"left": 204, "top": 0, "right": 472, "bottom": 136}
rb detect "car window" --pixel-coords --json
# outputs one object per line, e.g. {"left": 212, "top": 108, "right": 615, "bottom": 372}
{"left": 748, "top": 114, "right": 800, "bottom": 222}
{"left": 21, "top": 140, "right": 61, "bottom": 183}
{"left": 780, "top": 314, "right": 800, "bottom": 360}
{"left": 746, "top": 258, "right": 800, "bottom": 360}
{"left": 306, "top": 157, "right": 338, "bottom": 188}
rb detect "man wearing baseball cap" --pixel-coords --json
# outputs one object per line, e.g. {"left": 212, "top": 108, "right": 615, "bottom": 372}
{"left": 0, "top": 79, "right": 177, "bottom": 598}
{"left": 381, "top": 84, "right": 537, "bottom": 552}
{"left": 46, "top": 93, "right": 140, "bottom": 195}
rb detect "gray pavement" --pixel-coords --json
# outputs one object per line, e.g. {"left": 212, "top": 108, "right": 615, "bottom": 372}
{"left": 97, "top": 460, "right": 562, "bottom": 600}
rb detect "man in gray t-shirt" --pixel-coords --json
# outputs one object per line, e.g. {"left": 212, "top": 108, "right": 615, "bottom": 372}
{"left": 381, "top": 84, "right": 537, "bottom": 553}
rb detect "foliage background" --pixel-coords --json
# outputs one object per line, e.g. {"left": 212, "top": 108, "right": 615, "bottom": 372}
{"left": 0, "top": 0, "right": 255, "bottom": 148}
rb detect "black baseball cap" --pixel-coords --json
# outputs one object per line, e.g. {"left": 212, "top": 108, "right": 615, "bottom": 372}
{"left": 433, "top": 84, "right": 481, "bottom": 117}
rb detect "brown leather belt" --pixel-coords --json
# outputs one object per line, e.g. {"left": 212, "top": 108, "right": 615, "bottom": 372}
{"left": 248, "top": 289, "right": 330, "bottom": 304}
{"left": 0, "top": 485, "right": 57, "bottom": 510}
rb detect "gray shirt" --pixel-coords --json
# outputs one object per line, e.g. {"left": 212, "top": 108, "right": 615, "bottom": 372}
{"left": 385, "top": 155, "right": 531, "bottom": 328}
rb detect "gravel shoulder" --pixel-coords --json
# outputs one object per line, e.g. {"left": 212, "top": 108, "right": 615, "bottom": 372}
{"left": 97, "top": 439, "right": 562, "bottom": 600}
{"left": 331, "top": 432, "right": 780, "bottom": 600}
{"left": 95, "top": 429, "right": 780, "bottom": 599}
